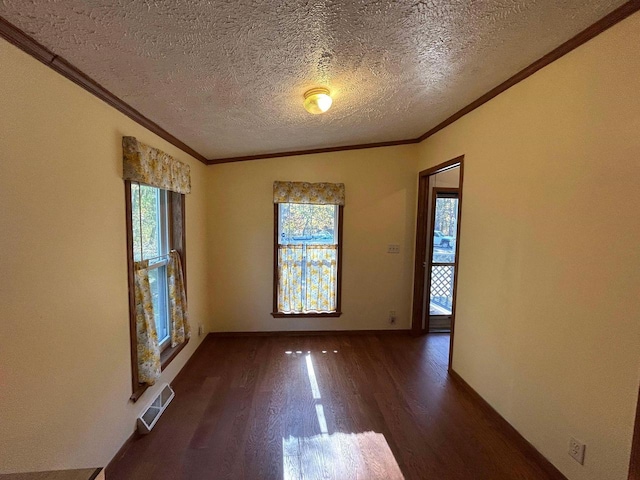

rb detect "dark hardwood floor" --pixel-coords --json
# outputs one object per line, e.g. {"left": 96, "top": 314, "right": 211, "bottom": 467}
{"left": 108, "top": 334, "right": 556, "bottom": 479}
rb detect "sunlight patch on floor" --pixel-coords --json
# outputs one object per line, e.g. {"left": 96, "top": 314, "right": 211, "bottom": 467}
{"left": 305, "top": 353, "right": 321, "bottom": 400}
{"left": 281, "top": 352, "right": 403, "bottom": 479}
{"left": 282, "top": 431, "right": 404, "bottom": 480}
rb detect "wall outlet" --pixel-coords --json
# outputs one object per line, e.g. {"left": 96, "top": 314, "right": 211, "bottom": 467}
{"left": 389, "top": 310, "right": 397, "bottom": 324}
{"left": 568, "top": 437, "right": 585, "bottom": 465}
{"left": 387, "top": 244, "right": 400, "bottom": 254}
{"left": 198, "top": 323, "right": 204, "bottom": 337}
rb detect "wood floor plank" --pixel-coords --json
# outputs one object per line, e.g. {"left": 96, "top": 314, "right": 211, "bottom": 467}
{"left": 107, "top": 333, "right": 563, "bottom": 480}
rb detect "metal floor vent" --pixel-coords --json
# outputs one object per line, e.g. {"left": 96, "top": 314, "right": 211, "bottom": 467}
{"left": 137, "top": 383, "right": 175, "bottom": 434}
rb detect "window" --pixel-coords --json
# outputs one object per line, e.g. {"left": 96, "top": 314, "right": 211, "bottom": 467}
{"left": 125, "top": 180, "right": 187, "bottom": 400}
{"left": 131, "top": 184, "right": 171, "bottom": 349}
{"left": 273, "top": 202, "right": 343, "bottom": 317}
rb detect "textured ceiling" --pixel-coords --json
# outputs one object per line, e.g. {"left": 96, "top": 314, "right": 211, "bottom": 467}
{"left": 0, "top": 0, "right": 627, "bottom": 159}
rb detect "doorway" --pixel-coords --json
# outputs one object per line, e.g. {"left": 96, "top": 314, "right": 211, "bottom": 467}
{"left": 411, "top": 156, "right": 464, "bottom": 370}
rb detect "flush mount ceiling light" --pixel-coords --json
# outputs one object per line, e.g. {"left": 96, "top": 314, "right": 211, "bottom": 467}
{"left": 303, "top": 87, "right": 333, "bottom": 114}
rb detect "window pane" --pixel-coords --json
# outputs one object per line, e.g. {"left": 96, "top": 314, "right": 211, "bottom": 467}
{"left": 148, "top": 265, "right": 170, "bottom": 345}
{"left": 429, "top": 265, "right": 455, "bottom": 315}
{"left": 279, "top": 204, "right": 337, "bottom": 245}
{"left": 432, "top": 197, "right": 458, "bottom": 263}
{"left": 131, "top": 184, "right": 162, "bottom": 261}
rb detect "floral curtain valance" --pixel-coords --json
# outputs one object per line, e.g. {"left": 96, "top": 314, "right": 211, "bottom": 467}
{"left": 123, "top": 136, "right": 191, "bottom": 194}
{"left": 273, "top": 181, "right": 345, "bottom": 205}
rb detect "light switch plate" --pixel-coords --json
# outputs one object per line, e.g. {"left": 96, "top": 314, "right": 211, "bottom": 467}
{"left": 387, "top": 244, "right": 400, "bottom": 254}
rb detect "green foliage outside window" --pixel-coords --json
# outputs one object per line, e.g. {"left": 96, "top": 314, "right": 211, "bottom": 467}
{"left": 434, "top": 198, "right": 458, "bottom": 237}
{"left": 131, "top": 183, "right": 162, "bottom": 261}
{"left": 279, "top": 204, "right": 336, "bottom": 244}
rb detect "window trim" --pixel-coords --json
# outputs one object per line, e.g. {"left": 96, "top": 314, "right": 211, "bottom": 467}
{"left": 125, "top": 180, "right": 188, "bottom": 402}
{"left": 271, "top": 203, "right": 344, "bottom": 318}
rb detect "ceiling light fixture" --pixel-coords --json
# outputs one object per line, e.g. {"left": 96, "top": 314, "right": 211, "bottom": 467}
{"left": 303, "top": 87, "right": 332, "bottom": 114}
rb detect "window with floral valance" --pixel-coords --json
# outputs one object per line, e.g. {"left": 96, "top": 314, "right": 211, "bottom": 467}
{"left": 272, "top": 181, "right": 345, "bottom": 317}
{"left": 123, "top": 136, "right": 191, "bottom": 401}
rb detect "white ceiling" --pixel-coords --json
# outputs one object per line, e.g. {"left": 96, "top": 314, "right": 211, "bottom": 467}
{"left": 0, "top": 0, "right": 626, "bottom": 160}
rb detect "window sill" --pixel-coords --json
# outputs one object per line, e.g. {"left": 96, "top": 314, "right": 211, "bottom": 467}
{"left": 271, "top": 312, "right": 342, "bottom": 318}
{"left": 130, "top": 338, "right": 189, "bottom": 403}
{"left": 160, "top": 337, "right": 189, "bottom": 369}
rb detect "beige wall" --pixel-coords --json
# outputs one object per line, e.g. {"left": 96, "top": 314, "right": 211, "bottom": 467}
{"left": 207, "top": 146, "right": 418, "bottom": 332}
{"left": 416, "top": 12, "right": 640, "bottom": 480}
{"left": 0, "top": 41, "right": 210, "bottom": 473}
